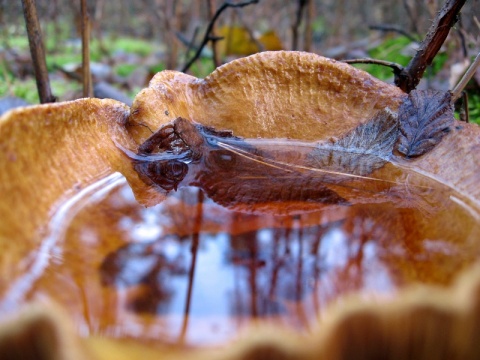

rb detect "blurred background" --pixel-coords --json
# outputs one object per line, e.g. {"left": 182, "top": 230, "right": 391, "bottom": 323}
{"left": 0, "top": 0, "right": 478, "bottom": 118}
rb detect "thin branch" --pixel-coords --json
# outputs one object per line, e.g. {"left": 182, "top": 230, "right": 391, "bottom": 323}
{"left": 458, "top": 91, "right": 469, "bottom": 123}
{"left": 395, "top": 0, "right": 467, "bottom": 92}
{"left": 304, "top": 0, "right": 313, "bottom": 52}
{"left": 291, "top": 0, "right": 308, "bottom": 51}
{"left": 181, "top": 0, "right": 259, "bottom": 73}
{"left": 369, "top": 24, "right": 417, "bottom": 42}
{"left": 342, "top": 58, "right": 405, "bottom": 78}
{"left": 456, "top": 17, "right": 468, "bottom": 58}
{"left": 80, "top": 0, "right": 93, "bottom": 97}
{"left": 180, "top": 27, "right": 200, "bottom": 65}
{"left": 21, "top": 0, "right": 56, "bottom": 103}
{"left": 402, "top": 0, "right": 420, "bottom": 36}
{"left": 234, "top": 7, "right": 264, "bottom": 52}
{"left": 207, "top": 0, "right": 221, "bottom": 68}
{"left": 451, "top": 52, "right": 480, "bottom": 102}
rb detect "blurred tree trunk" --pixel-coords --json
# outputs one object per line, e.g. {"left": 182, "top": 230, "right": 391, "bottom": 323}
{"left": 291, "top": 0, "right": 308, "bottom": 50}
{"left": 21, "top": 0, "right": 55, "bottom": 103}
{"left": 80, "top": 0, "right": 93, "bottom": 97}
{"left": 158, "top": 0, "right": 180, "bottom": 70}
{"left": 304, "top": 0, "right": 313, "bottom": 52}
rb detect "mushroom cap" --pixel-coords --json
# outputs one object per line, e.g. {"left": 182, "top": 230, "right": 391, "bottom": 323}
{"left": 1, "top": 51, "right": 480, "bottom": 359}
{"left": 128, "top": 51, "right": 406, "bottom": 143}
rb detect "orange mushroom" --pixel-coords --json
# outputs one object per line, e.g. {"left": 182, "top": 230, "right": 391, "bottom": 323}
{"left": 1, "top": 51, "right": 480, "bottom": 359}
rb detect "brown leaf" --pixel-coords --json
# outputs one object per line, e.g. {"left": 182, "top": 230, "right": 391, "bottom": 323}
{"left": 309, "top": 109, "right": 398, "bottom": 176}
{"left": 396, "top": 90, "right": 454, "bottom": 158}
{"left": 131, "top": 118, "right": 350, "bottom": 212}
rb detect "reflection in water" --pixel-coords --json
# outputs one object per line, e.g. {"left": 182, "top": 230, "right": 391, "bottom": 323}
{"left": 8, "top": 119, "right": 480, "bottom": 347}
{"left": 79, "top": 179, "right": 476, "bottom": 346}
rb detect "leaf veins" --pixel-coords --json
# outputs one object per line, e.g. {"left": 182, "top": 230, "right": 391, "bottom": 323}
{"left": 396, "top": 90, "right": 454, "bottom": 158}
{"left": 308, "top": 109, "right": 398, "bottom": 176}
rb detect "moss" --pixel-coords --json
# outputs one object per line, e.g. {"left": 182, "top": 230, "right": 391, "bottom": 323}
{"left": 104, "top": 37, "right": 154, "bottom": 57}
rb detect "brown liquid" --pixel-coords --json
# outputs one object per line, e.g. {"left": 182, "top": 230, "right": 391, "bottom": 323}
{"left": 4, "top": 141, "right": 480, "bottom": 347}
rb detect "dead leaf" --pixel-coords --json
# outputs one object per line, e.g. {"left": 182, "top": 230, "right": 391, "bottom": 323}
{"left": 129, "top": 114, "right": 446, "bottom": 216}
{"left": 396, "top": 90, "right": 454, "bottom": 158}
{"left": 309, "top": 109, "right": 398, "bottom": 176}
{"left": 130, "top": 118, "right": 349, "bottom": 212}
{"left": 216, "top": 26, "right": 282, "bottom": 57}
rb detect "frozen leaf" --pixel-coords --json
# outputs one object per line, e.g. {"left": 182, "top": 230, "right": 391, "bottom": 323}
{"left": 396, "top": 90, "right": 454, "bottom": 158}
{"left": 308, "top": 109, "right": 398, "bottom": 176}
{"left": 131, "top": 118, "right": 349, "bottom": 211}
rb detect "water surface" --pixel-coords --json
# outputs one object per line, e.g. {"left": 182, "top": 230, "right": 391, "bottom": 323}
{"left": 6, "top": 137, "right": 480, "bottom": 347}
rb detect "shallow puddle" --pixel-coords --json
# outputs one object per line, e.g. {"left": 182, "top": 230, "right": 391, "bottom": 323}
{"left": 3, "top": 135, "right": 480, "bottom": 347}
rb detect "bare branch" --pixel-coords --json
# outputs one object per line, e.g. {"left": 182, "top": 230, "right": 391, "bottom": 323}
{"left": 234, "top": 7, "right": 264, "bottom": 52}
{"left": 457, "top": 91, "right": 469, "bottom": 122}
{"left": 342, "top": 58, "right": 405, "bottom": 79}
{"left": 21, "top": 0, "right": 56, "bottom": 103}
{"left": 291, "top": 0, "right": 308, "bottom": 51}
{"left": 207, "top": 0, "right": 221, "bottom": 68}
{"left": 369, "top": 24, "right": 417, "bottom": 42}
{"left": 395, "top": 0, "right": 467, "bottom": 92}
{"left": 181, "top": 0, "right": 259, "bottom": 73}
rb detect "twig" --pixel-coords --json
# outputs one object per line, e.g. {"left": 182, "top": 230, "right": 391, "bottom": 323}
{"left": 80, "top": 0, "right": 93, "bottom": 97}
{"left": 180, "top": 27, "right": 200, "bottom": 64}
{"left": 181, "top": 0, "right": 259, "bottom": 73}
{"left": 395, "top": 0, "right": 467, "bottom": 92}
{"left": 342, "top": 58, "right": 405, "bottom": 78}
{"left": 402, "top": 0, "right": 420, "bottom": 36}
{"left": 304, "top": 0, "right": 313, "bottom": 52}
{"left": 451, "top": 52, "right": 480, "bottom": 102}
{"left": 292, "top": 0, "right": 308, "bottom": 51}
{"left": 458, "top": 91, "right": 469, "bottom": 123}
{"left": 21, "top": 0, "right": 56, "bottom": 103}
{"left": 456, "top": 17, "right": 468, "bottom": 57}
{"left": 234, "top": 7, "right": 264, "bottom": 52}
{"left": 207, "top": 0, "right": 221, "bottom": 68}
{"left": 369, "top": 24, "right": 417, "bottom": 42}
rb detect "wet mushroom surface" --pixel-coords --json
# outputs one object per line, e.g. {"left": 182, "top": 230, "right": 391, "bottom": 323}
{"left": 9, "top": 114, "right": 480, "bottom": 347}
{"left": 1, "top": 52, "right": 480, "bottom": 354}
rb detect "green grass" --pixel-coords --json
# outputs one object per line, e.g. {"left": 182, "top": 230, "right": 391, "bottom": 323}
{"left": 46, "top": 53, "right": 82, "bottom": 71}
{"left": 354, "top": 37, "right": 412, "bottom": 81}
{"left": 50, "top": 78, "right": 82, "bottom": 100}
{"left": 3, "top": 35, "right": 29, "bottom": 51}
{"left": 102, "top": 37, "right": 154, "bottom": 57}
{"left": 468, "top": 92, "right": 480, "bottom": 122}
{"left": 148, "top": 63, "right": 166, "bottom": 74}
{"left": 455, "top": 91, "right": 480, "bottom": 124}
{"left": 189, "top": 57, "right": 216, "bottom": 78}
{"left": 115, "top": 63, "right": 137, "bottom": 77}
{"left": 0, "top": 77, "right": 39, "bottom": 103}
